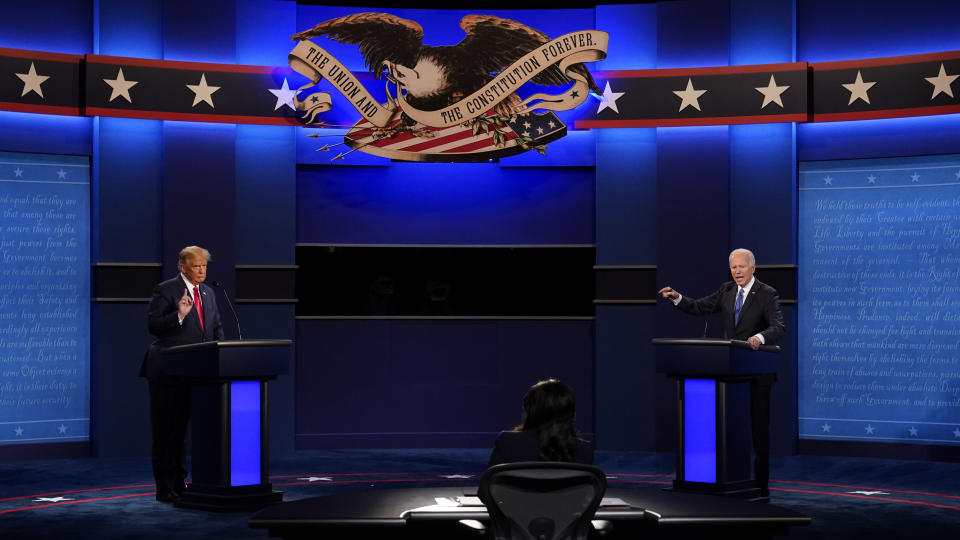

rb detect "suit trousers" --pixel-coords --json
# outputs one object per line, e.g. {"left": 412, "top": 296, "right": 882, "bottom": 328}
{"left": 148, "top": 380, "right": 191, "bottom": 495}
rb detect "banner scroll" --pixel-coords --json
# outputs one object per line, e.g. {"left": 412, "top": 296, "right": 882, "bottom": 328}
{"left": 288, "top": 29, "right": 608, "bottom": 129}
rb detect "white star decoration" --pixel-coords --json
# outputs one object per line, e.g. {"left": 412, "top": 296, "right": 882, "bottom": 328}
{"left": 186, "top": 74, "right": 220, "bottom": 108}
{"left": 15, "top": 62, "right": 50, "bottom": 98}
{"left": 13, "top": 167, "right": 24, "bottom": 178}
{"left": 57, "top": 424, "right": 68, "bottom": 434}
{"left": 14, "top": 426, "right": 24, "bottom": 436}
{"left": 821, "top": 422, "right": 831, "bottom": 433}
{"left": 57, "top": 169, "right": 67, "bottom": 179}
{"left": 925, "top": 63, "right": 958, "bottom": 99}
{"left": 824, "top": 176, "right": 833, "bottom": 185}
{"left": 910, "top": 172, "right": 920, "bottom": 183}
{"left": 596, "top": 81, "right": 625, "bottom": 114}
{"left": 842, "top": 70, "right": 876, "bottom": 105}
{"left": 755, "top": 74, "right": 789, "bottom": 109}
{"left": 673, "top": 78, "right": 707, "bottom": 112}
{"left": 34, "top": 496, "right": 73, "bottom": 503}
{"left": 867, "top": 174, "right": 876, "bottom": 184}
{"left": 955, "top": 170, "right": 960, "bottom": 180}
{"left": 908, "top": 426, "right": 918, "bottom": 436}
{"left": 267, "top": 77, "right": 298, "bottom": 111}
{"left": 953, "top": 427, "right": 960, "bottom": 438}
{"left": 865, "top": 425, "right": 875, "bottom": 434}
{"left": 298, "top": 477, "right": 332, "bottom": 482}
{"left": 103, "top": 68, "right": 138, "bottom": 103}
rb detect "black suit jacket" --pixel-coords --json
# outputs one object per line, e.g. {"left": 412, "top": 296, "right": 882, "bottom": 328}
{"left": 487, "top": 430, "right": 594, "bottom": 468}
{"left": 139, "top": 275, "right": 224, "bottom": 380}
{"left": 676, "top": 278, "right": 785, "bottom": 344}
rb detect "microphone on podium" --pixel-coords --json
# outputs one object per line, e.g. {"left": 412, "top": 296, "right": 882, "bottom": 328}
{"left": 210, "top": 280, "right": 243, "bottom": 340}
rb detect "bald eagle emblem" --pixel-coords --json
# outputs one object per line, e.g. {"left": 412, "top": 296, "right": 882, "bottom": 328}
{"left": 287, "top": 13, "right": 608, "bottom": 162}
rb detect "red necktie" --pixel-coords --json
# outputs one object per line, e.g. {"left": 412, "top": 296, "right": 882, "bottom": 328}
{"left": 193, "top": 285, "right": 205, "bottom": 332}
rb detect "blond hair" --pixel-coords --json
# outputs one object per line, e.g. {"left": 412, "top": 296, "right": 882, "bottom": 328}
{"left": 178, "top": 245, "right": 211, "bottom": 266}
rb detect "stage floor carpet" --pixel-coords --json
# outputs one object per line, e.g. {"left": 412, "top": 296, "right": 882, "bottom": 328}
{"left": 1, "top": 449, "right": 958, "bottom": 539}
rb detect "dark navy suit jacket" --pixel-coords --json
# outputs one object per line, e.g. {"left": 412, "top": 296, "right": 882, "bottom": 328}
{"left": 676, "top": 278, "right": 785, "bottom": 344}
{"left": 140, "top": 275, "right": 224, "bottom": 380}
{"left": 487, "top": 430, "right": 594, "bottom": 468}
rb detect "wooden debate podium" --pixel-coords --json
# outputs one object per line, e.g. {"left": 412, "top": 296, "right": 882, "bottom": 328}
{"left": 161, "top": 339, "right": 291, "bottom": 511}
{"left": 653, "top": 338, "right": 780, "bottom": 499}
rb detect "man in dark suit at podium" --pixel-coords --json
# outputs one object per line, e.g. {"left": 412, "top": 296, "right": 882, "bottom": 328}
{"left": 658, "top": 248, "right": 785, "bottom": 497}
{"left": 140, "top": 245, "right": 224, "bottom": 502}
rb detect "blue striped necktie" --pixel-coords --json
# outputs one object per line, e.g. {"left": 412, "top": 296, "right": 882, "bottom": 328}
{"left": 734, "top": 288, "right": 744, "bottom": 324}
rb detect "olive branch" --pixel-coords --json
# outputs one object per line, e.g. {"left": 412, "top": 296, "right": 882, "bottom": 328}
{"left": 467, "top": 115, "right": 549, "bottom": 155}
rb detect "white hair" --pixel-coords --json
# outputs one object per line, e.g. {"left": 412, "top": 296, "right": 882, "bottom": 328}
{"left": 729, "top": 248, "right": 756, "bottom": 265}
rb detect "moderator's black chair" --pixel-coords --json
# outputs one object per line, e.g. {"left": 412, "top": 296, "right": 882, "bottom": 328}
{"left": 478, "top": 462, "right": 607, "bottom": 540}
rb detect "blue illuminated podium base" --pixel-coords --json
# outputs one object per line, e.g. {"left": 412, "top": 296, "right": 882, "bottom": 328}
{"left": 162, "top": 340, "right": 292, "bottom": 512}
{"left": 653, "top": 338, "right": 779, "bottom": 499}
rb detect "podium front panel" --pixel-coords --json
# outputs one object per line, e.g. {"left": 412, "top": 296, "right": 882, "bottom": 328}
{"left": 231, "top": 380, "right": 261, "bottom": 486}
{"left": 683, "top": 379, "right": 716, "bottom": 483}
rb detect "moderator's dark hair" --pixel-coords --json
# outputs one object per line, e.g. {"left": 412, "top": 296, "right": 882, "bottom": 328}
{"left": 515, "top": 379, "right": 579, "bottom": 462}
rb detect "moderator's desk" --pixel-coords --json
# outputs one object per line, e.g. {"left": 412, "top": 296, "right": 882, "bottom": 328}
{"left": 248, "top": 486, "right": 809, "bottom": 539}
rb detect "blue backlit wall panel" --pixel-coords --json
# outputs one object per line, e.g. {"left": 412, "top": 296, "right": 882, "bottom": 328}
{"left": 798, "top": 115, "right": 960, "bottom": 163}
{"left": 729, "top": 123, "right": 797, "bottom": 264}
{"left": 162, "top": 121, "right": 237, "bottom": 292}
{"left": 236, "top": 125, "right": 296, "bottom": 265}
{"left": 798, "top": 0, "right": 960, "bottom": 63}
{"left": 94, "top": 117, "right": 163, "bottom": 262}
{"left": 594, "top": 4, "right": 657, "bottom": 71}
{"left": 95, "top": 0, "right": 163, "bottom": 58}
{"left": 163, "top": 0, "right": 237, "bottom": 64}
{"left": 595, "top": 128, "right": 657, "bottom": 265}
{"left": 296, "top": 163, "right": 594, "bottom": 245}
{"left": 0, "top": 113, "right": 92, "bottom": 157}
{"left": 0, "top": 0, "right": 92, "bottom": 54}
{"left": 655, "top": 125, "right": 731, "bottom": 338}
{"left": 236, "top": 0, "right": 297, "bottom": 66}
{"left": 657, "top": 0, "right": 729, "bottom": 68}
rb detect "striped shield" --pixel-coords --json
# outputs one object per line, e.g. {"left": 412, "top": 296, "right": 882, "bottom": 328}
{"left": 342, "top": 111, "right": 567, "bottom": 162}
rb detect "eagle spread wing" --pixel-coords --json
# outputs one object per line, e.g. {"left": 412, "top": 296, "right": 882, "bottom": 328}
{"left": 291, "top": 12, "right": 423, "bottom": 78}
{"left": 456, "top": 15, "right": 600, "bottom": 94}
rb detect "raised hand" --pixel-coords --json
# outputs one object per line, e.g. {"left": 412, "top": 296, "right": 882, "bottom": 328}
{"left": 658, "top": 286, "right": 679, "bottom": 300}
{"left": 178, "top": 287, "right": 194, "bottom": 319}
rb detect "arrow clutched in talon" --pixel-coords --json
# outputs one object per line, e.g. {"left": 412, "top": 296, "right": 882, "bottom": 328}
{"left": 316, "top": 143, "right": 345, "bottom": 152}
{"left": 330, "top": 142, "right": 372, "bottom": 162}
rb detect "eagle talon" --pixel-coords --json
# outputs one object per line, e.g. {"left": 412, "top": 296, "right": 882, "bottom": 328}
{"left": 372, "top": 122, "right": 435, "bottom": 140}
